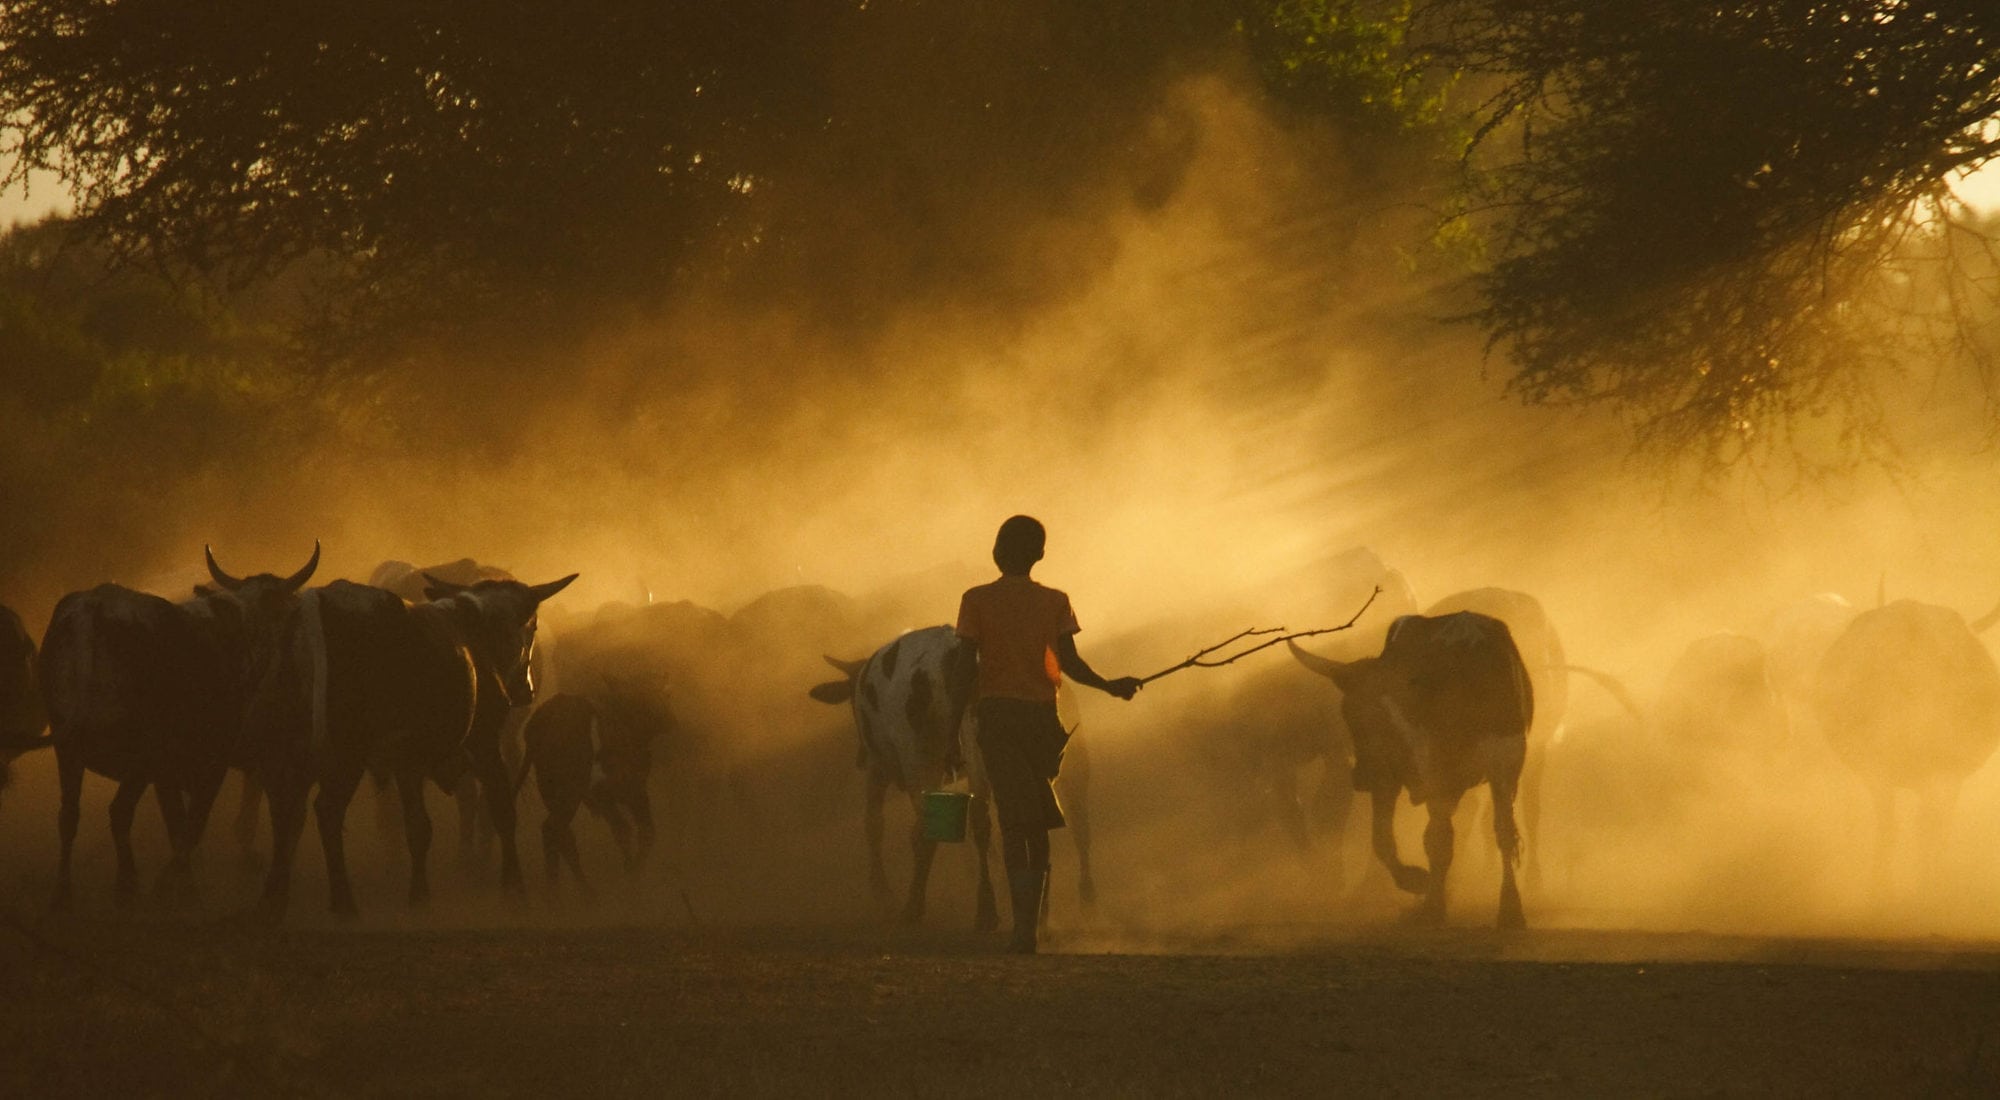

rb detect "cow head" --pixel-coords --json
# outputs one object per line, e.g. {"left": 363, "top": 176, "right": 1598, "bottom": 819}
{"left": 807, "top": 654, "right": 868, "bottom": 705}
{"left": 197, "top": 542, "right": 322, "bottom": 691}
{"left": 423, "top": 572, "right": 579, "bottom": 705}
{"left": 1289, "top": 638, "right": 1411, "bottom": 793}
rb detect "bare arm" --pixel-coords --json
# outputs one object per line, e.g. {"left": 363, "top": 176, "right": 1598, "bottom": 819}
{"left": 1055, "top": 634, "right": 1141, "bottom": 700}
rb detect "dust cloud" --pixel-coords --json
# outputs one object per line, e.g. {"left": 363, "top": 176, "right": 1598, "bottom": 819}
{"left": 5, "top": 71, "right": 2000, "bottom": 949}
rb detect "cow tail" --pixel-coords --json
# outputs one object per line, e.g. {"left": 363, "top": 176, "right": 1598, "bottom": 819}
{"left": 299, "top": 589, "right": 330, "bottom": 760}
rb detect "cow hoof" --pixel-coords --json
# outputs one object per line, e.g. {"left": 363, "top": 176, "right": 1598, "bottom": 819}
{"left": 1390, "top": 865, "right": 1431, "bottom": 895}
{"left": 1498, "top": 901, "right": 1527, "bottom": 931}
{"left": 1402, "top": 900, "right": 1446, "bottom": 926}
{"left": 974, "top": 900, "right": 1000, "bottom": 933}
{"left": 1078, "top": 877, "right": 1098, "bottom": 910}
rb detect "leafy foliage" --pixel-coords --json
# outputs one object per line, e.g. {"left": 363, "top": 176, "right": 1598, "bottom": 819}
{"left": 0, "top": 2, "right": 1451, "bottom": 346}
{"left": 1420, "top": 0, "right": 2000, "bottom": 468}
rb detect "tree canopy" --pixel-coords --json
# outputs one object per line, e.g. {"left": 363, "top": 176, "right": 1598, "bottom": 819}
{"left": 7, "top": 1, "right": 1999, "bottom": 466}
{"left": 1420, "top": 0, "right": 2000, "bottom": 467}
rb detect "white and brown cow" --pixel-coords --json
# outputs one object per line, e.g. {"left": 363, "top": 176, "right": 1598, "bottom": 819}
{"left": 1291, "top": 610, "right": 1535, "bottom": 928}
{"left": 810, "top": 626, "right": 1000, "bottom": 928}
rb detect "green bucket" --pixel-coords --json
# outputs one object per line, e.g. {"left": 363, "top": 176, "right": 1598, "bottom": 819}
{"left": 920, "top": 790, "right": 971, "bottom": 843}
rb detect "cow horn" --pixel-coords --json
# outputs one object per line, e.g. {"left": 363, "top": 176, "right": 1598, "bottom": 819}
{"left": 1287, "top": 638, "right": 1344, "bottom": 682}
{"left": 528, "top": 573, "right": 579, "bottom": 603}
{"left": 284, "top": 541, "right": 322, "bottom": 591}
{"left": 422, "top": 572, "right": 469, "bottom": 597}
{"left": 205, "top": 545, "right": 245, "bottom": 591}
{"left": 823, "top": 654, "right": 867, "bottom": 678}
{"left": 1563, "top": 664, "right": 1645, "bottom": 720}
{"left": 1971, "top": 599, "right": 2000, "bottom": 635}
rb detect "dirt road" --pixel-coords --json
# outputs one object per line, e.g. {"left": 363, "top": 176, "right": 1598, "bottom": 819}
{"left": 6, "top": 912, "right": 1999, "bottom": 1098}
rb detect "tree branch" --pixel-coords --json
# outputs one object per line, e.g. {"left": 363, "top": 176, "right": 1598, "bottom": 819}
{"left": 1138, "top": 587, "right": 1383, "bottom": 685}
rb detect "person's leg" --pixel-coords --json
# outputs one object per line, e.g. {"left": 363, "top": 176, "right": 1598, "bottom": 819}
{"left": 1008, "top": 825, "right": 1050, "bottom": 953}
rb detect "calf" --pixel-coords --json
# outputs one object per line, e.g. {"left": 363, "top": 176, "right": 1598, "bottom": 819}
{"left": 515, "top": 680, "right": 669, "bottom": 893}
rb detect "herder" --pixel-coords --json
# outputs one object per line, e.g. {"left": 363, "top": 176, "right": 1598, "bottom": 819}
{"left": 954, "top": 515, "right": 1141, "bottom": 954}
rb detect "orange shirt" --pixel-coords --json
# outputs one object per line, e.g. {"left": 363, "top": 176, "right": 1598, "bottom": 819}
{"left": 955, "top": 575, "right": 1080, "bottom": 703}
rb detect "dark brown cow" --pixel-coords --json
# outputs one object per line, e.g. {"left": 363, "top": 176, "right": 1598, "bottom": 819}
{"left": 40, "top": 545, "right": 319, "bottom": 908}
{"left": 515, "top": 682, "right": 669, "bottom": 893}
{"left": 250, "top": 571, "right": 575, "bottom": 918}
{"left": 1291, "top": 611, "right": 1535, "bottom": 928}
{"left": 1, "top": 602, "right": 50, "bottom": 805}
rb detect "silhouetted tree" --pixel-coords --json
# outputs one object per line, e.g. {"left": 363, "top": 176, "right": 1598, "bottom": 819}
{"left": 1418, "top": 0, "right": 2000, "bottom": 468}
{"left": 1, "top": 2, "right": 1445, "bottom": 351}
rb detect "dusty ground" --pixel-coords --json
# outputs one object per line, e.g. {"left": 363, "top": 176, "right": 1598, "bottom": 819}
{"left": 5, "top": 907, "right": 1999, "bottom": 1098}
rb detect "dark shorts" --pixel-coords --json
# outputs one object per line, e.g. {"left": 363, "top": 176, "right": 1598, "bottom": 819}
{"left": 974, "top": 697, "right": 1067, "bottom": 834}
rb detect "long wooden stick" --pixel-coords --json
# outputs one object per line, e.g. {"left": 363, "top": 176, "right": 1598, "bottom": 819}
{"left": 1137, "top": 587, "right": 1383, "bottom": 685}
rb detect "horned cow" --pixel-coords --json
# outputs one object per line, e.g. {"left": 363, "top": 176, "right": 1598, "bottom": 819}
{"left": 1291, "top": 610, "right": 1535, "bottom": 928}
{"left": 40, "top": 545, "right": 319, "bottom": 908}
{"left": 249, "top": 571, "right": 575, "bottom": 919}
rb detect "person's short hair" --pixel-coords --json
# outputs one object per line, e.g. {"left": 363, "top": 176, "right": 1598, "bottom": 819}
{"left": 993, "top": 515, "right": 1046, "bottom": 574}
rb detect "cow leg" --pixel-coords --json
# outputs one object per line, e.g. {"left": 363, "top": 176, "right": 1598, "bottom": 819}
{"left": 541, "top": 812, "right": 564, "bottom": 887}
{"left": 183, "top": 761, "right": 230, "bottom": 858}
{"left": 1517, "top": 739, "right": 1547, "bottom": 893}
{"left": 52, "top": 745, "right": 84, "bottom": 912}
{"left": 472, "top": 746, "right": 524, "bottom": 896}
{"left": 1870, "top": 784, "right": 1899, "bottom": 893}
{"left": 602, "top": 802, "right": 637, "bottom": 874}
{"left": 234, "top": 770, "right": 266, "bottom": 874}
{"left": 1309, "top": 766, "right": 1352, "bottom": 891}
{"left": 151, "top": 780, "right": 196, "bottom": 897}
{"left": 970, "top": 785, "right": 999, "bottom": 932}
{"left": 1486, "top": 737, "right": 1528, "bottom": 930}
{"left": 109, "top": 778, "right": 149, "bottom": 904}
{"left": 558, "top": 817, "right": 593, "bottom": 900}
{"left": 1914, "top": 777, "right": 1961, "bottom": 892}
{"left": 865, "top": 771, "right": 891, "bottom": 903}
{"left": 397, "top": 768, "right": 434, "bottom": 907}
{"left": 1489, "top": 785, "right": 1527, "bottom": 931}
{"left": 1272, "top": 761, "right": 1312, "bottom": 853}
{"left": 315, "top": 768, "right": 365, "bottom": 918}
{"left": 369, "top": 766, "right": 399, "bottom": 845}
{"left": 259, "top": 775, "right": 310, "bottom": 921}
{"left": 903, "top": 790, "right": 939, "bottom": 925}
{"left": 1417, "top": 790, "right": 1464, "bottom": 923}
{"left": 1369, "top": 787, "right": 1428, "bottom": 895}
{"left": 627, "top": 790, "right": 656, "bottom": 872}
{"left": 455, "top": 774, "right": 480, "bottom": 871}
{"left": 1061, "top": 733, "right": 1096, "bottom": 907}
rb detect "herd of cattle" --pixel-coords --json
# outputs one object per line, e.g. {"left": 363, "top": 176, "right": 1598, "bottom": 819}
{"left": 2, "top": 544, "right": 1999, "bottom": 931}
